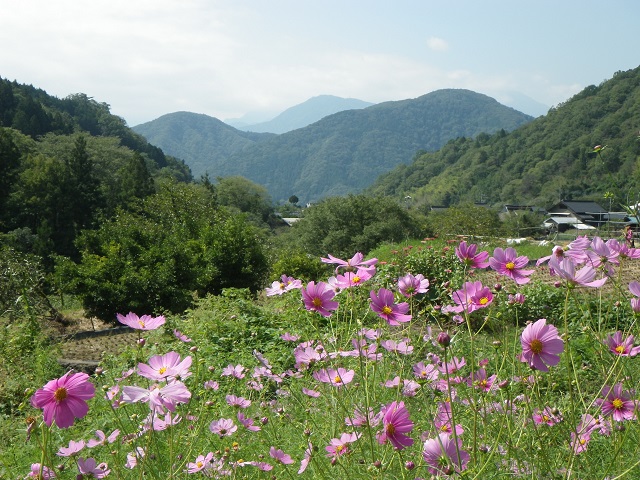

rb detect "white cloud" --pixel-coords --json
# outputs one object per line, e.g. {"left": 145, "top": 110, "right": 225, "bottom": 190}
{"left": 426, "top": 36, "right": 449, "bottom": 52}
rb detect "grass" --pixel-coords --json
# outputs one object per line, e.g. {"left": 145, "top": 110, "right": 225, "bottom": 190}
{"left": 3, "top": 239, "right": 640, "bottom": 479}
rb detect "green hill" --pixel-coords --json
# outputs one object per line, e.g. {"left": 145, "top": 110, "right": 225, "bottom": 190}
{"left": 367, "top": 67, "right": 640, "bottom": 210}
{"left": 134, "top": 89, "right": 532, "bottom": 203}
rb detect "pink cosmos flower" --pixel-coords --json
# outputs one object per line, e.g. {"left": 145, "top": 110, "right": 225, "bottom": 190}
{"left": 269, "top": 446, "right": 294, "bottom": 464}
{"left": 280, "top": 332, "right": 299, "bottom": 341}
{"left": 586, "top": 236, "right": 619, "bottom": 275}
{"left": 596, "top": 383, "right": 636, "bottom": 421}
{"left": 443, "top": 281, "right": 493, "bottom": 314}
{"left": 532, "top": 406, "right": 562, "bottom": 426}
{"left": 422, "top": 433, "right": 470, "bottom": 476}
{"left": 226, "top": 395, "right": 251, "bottom": 408}
{"left": 122, "top": 381, "right": 191, "bottom": 413}
{"left": 187, "top": 452, "right": 214, "bottom": 473}
{"left": 345, "top": 407, "right": 383, "bottom": 427}
{"left": 369, "top": 288, "right": 411, "bottom": 325}
{"left": 520, "top": 319, "right": 564, "bottom": 372}
{"left": 508, "top": 293, "right": 526, "bottom": 304}
{"left": 377, "top": 401, "right": 414, "bottom": 450}
{"left": 397, "top": 273, "right": 430, "bottom": 297}
{"left": 209, "top": 418, "right": 237, "bottom": 437}
{"left": 455, "top": 241, "right": 489, "bottom": 269}
{"left": 325, "top": 432, "right": 361, "bottom": 460}
{"left": 26, "top": 464, "right": 56, "bottom": 479}
{"left": 138, "top": 352, "right": 192, "bottom": 381}
{"left": 548, "top": 257, "right": 607, "bottom": 288}
{"left": 402, "top": 379, "right": 421, "bottom": 397}
{"left": 313, "top": 367, "right": 355, "bottom": 387}
{"left": 77, "top": 457, "right": 110, "bottom": 478}
{"left": 489, "top": 247, "right": 534, "bottom": 284}
{"left": 334, "top": 268, "right": 373, "bottom": 289}
{"left": 124, "top": 447, "right": 145, "bottom": 469}
{"left": 570, "top": 414, "right": 597, "bottom": 454}
{"left": 629, "top": 281, "right": 640, "bottom": 312}
{"left": 380, "top": 339, "right": 413, "bottom": 354}
{"left": 150, "top": 411, "right": 182, "bottom": 431}
{"left": 31, "top": 371, "right": 96, "bottom": 429}
{"left": 173, "top": 329, "right": 192, "bottom": 342}
{"left": 116, "top": 312, "right": 165, "bottom": 330}
{"left": 57, "top": 439, "right": 85, "bottom": 457}
{"left": 302, "top": 387, "right": 321, "bottom": 397}
{"left": 238, "top": 412, "right": 261, "bottom": 432}
{"left": 466, "top": 368, "right": 497, "bottom": 392}
{"left": 221, "top": 364, "right": 246, "bottom": 379}
{"left": 301, "top": 281, "right": 339, "bottom": 317}
{"left": 433, "top": 402, "right": 464, "bottom": 436}
{"left": 298, "top": 443, "right": 313, "bottom": 474}
{"left": 321, "top": 252, "right": 378, "bottom": 274}
{"left": 413, "top": 362, "right": 439, "bottom": 381}
{"left": 605, "top": 331, "right": 640, "bottom": 357}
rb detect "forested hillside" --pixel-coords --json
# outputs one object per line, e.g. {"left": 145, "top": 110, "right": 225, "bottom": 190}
{"left": 134, "top": 89, "right": 533, "bottom": 203}
{"left": 0, "top": 77, "right": 192, "bottom": 261}
{"left": 368, "top": 67, "right": 640, "bottom": 209}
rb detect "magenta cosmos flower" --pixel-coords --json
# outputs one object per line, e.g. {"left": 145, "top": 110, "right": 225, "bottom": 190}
{"left": 31, "top": 371, "right": 95, "bottom": 428}
{"left": 77, "top": 457, "right": 110, "bottom": 478}
{"left": 443, "top": 281, "right": 493, "bottom": 314}
{"left": 209, "top": 418, "right": 237, "bottom": 437}
{"left": 422, "top": 433, "right": 470, "bottom": 476}
{"left": 520, "top": 318, "right": 564, "bottom": 372}
{"left": 548, "top": 257, "right": 607, "bottom": 288}
{"left": 269, "top": 446, "right": 294, "bottom": 465}
{"left": 138, "top": 351, "right": 192, "bottom": 381}
{"left": 455, "top": 241, "right": 489, "bottom": 269}
{"left": 370, "top": 288, "right": 411, "bottom": 325}
{"left": 27, "top": 464, "right": 56, "bottom": 479}
{"left": 629, "top": 281, "right": 640, "bottom": 312}
{"left": 489, "top": 247, "right": 534, "bottom": 284}
{"left": 597, "top": 383, "right": 636, "bottom": 422}
{"left": 313, "top": 367, "right": 355, "bottom": 387}
{"left": 116, "top": 312, "right": 165, "bottom": 330}
{"left": 301, "top": 281, "right": 339, "bottom": 317}
{"left": 377, "top": 401, "right": 414, "bottom": 449}
{"left": 605, "top": 331, "right": 640, "bottom": 357}
{"left": 397, "top": 273, "right": 429, "bottom": 297}
{"left": 321, "top": 252, "right": 378, "bottom": 274}
{"left": 187, "top": 452, "right": 214, "bottom": 474}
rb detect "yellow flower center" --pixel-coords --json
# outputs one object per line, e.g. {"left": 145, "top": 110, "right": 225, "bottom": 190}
{"left": 579, "top": 438, "right": 587, "bottom": 445}
{"left": 479, "top": 297, "right": 489, "bottom": 305}
{"left": 333, "top": 375, "right": 343, "bottom": 384}
{"left": 477, "top": 379, "right": 488, "bottom": 388}
{"left": 615, "top": 345, "right": 625, "bottom": 354}
{"left": 312, "top": 298, "right": 323, "bottom": 308}
{"left": 279, "top": 282, "right": 285, "bottom": 290}
{"left": 421, "top": 370, "right": 427, "bottom": 376}
{"left": 386, "top": 423, "right": 396, "bottom": 436}
{"left": 612, "top": 398, "right": 624, "bottom": 410}
{"left": 336, "top": 445, "right": 345, "bottom": 453}
{"left": 138, "top": 320, "right": 146, "bottom": 328}
{"left": 543, "top": 415, "right": 550, "bottom": 422}
{"left": 382, "top": 306, "right": 393, "bottom": 315}
{"left": 505, "top": 261, "right": 515, "bottom": 270}
{"left": 197, "top": 461, "right": 204, "bottom": 468}
{"left": 53, "top": 387, "right": 68, "bottom": 402}
{"left": 353, "top": 276, "right": 361, "bottom": 284}
{"left": 529, "top": 339, "right": 544, "bottom": 354}
{"left": 159, "top": 367, "right": 167, "bottom": 374}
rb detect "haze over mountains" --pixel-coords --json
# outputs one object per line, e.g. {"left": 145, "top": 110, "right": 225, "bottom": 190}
{"left": 133, "top": 89, "right": 533, "bottom": 203}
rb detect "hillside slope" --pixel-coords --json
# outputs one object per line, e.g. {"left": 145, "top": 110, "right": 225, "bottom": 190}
{"left": 367, "top": 66, "right": 640, "bottom": 209}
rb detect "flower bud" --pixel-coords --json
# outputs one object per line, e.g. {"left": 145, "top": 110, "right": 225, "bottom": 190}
{"left": 437, "top": 332, "right": 451, "bottom": 348}
{"left": 405, "top": 461, "right": 415, "bottom": 470}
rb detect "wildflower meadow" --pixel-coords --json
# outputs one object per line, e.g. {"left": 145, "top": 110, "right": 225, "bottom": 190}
{"left": 8, "top": 236, "right": 640, "bottom": 479}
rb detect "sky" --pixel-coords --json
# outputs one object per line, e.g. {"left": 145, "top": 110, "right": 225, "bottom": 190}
{"left": 1, "top": 0, "right": 639, "bottom": 127}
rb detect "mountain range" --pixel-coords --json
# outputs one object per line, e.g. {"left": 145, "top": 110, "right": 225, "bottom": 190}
{"left": 133, "top": 89, "right": 533, "bottom": 203}
{"left": 226, "top": 95, "right": 374, "bottom": 134}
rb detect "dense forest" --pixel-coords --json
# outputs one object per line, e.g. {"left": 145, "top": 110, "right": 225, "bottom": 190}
{"left": 134, "top": 89, "right": 533, "bottom": 203}
{"left": 367, "top": 67, "right": 640, "bottom": 210}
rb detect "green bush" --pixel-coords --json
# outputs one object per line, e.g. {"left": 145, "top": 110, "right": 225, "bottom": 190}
{"left": 63, "top": 182, "right": 270, "bottom": 321}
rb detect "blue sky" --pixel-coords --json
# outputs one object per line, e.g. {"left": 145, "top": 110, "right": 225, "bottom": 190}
{"left": 1, "top": 0, "right": 638, "bottom": 126}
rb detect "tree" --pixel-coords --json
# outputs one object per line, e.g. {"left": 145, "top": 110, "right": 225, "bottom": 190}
{"left": 288, "top": 194, "right": 424, "bottom": 258}
{"left": 66, "top": 182, "right": 270, "bottom": 320}
{"left": 288, "top": 195, "right": 299, "bottom": 205}
{"left": 215, "top": 176, "right": 273, "bottom": 225}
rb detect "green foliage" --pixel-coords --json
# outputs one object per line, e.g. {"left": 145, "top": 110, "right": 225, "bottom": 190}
{"left": 269, "top": 248, "right": 328, "bottom": 282}
{"left": 134, "top": 90, "right": 532, "bottom": 203}
{"left": 286, "top": 194, "right": 425, "bottom": 258}
{"left": 66, "top": 182, "right": 270, "bottom": 320}
{"left": 427, "top": 203, "right": 504, "bottom": 238}
{"left": 368, "top": 66, "right": 640, "bottom": 209}
{"left": 214, "top": 175, "right": 274, "bottom": 225}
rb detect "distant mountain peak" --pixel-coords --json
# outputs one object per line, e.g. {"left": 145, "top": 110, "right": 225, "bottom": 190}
{"left": 232, "top": 95, "right": 375, "bottom": 134}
